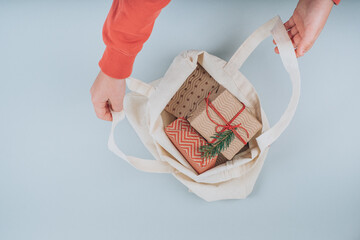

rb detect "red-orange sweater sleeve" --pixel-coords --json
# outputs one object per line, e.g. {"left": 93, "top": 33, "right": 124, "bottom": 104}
{"left": 99, "top": 0, "right": 171, "bottom": 79}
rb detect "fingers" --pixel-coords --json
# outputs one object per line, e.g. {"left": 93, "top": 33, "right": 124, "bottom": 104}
{"left": 296, "top": 42, "right": 309, "bottom": 58}
{"left": 275, "top": 16, "right": 298, "bottom": 55}
{"left": 90, "top": 71, "right": 127, "bottom": 121}
{"left": 284, "top": 17, "right": 295, "bottom": 30}
{"left": 274, "top": 23, "right": 303, "bottom": 57}
{"left": 292, "top": 34, "right": 301, "bottom": 48}
{"left": 275, "top": 15, "right": 316, "bottom": 58}
{"left": 108, "top": 80, "right": 126, "bottom": 112}
{"left": 295, "top": 33, "right": 314, "bottom": 57}
{"left": 274, "top": 46, "right": 279, "bottom": 54}
{"left": 274, "top": 33, "right": 301, "bottom": 56}
{"left": 273, "top": 24, "right": 298, "bottom": 44}
{"left": 274, "top": 18, "right": 299, "bottom": 54}
{"left": 288, "top": 25, "right": 299, "bottom": 39}
{"left": 108, "top": 96, "right": 123, "bottom": 112}
{"left": 92, "top": 99, "right": 113, "bottom": 121}
{"left": 275, "top": 34, "right": 310, "bottom": 58}
{"left": 274, "top": 34, "right": 299, "bottom": 53}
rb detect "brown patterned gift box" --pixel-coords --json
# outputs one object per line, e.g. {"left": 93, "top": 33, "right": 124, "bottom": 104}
{"left": 188, "top": 89, "right": 262, "bottom": 160}
{"left": 165, "top": 63, "right": 224, "bottom": 118}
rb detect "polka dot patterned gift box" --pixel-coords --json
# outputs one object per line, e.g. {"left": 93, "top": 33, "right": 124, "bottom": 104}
{"left": 165, "top": 63, "right": 224, "bottom": 118}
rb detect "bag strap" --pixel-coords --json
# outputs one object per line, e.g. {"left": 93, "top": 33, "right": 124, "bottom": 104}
{"left": 126, "top": 77, "right": 156, "bottom": 97}
{"left": 108, "top": 78, "right": 174, "bottom": 173}
{"left": 224, "top": 16, "right": 301, "bottom": 151}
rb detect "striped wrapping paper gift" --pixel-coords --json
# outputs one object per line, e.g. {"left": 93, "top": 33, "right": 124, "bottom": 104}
{"left": 165, "top": 118, "right": 217, "bottom": 174}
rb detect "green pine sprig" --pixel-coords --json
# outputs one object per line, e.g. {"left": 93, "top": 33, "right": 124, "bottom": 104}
{"left": 199, "top": 129, "right": 236, "bottom": 160}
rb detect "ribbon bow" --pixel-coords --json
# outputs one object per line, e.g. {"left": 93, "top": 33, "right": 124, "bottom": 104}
{"left": 205, "top": 92, "right": 249, "bottom": 145}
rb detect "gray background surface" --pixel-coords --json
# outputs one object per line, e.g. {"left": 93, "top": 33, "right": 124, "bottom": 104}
{"left": 1, "top": 0, "right": 359, "bottom": 239}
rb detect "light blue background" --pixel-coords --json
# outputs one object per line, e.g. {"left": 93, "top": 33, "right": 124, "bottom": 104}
{"left": 1, "top": 0, "right": 359, "bottom": 239}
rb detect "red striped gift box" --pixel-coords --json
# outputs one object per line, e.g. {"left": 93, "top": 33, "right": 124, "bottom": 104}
{"left": 165, "top": 118, "right": 217, "bottom": 174}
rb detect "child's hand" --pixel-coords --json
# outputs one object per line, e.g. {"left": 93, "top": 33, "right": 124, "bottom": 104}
{"left": 90, "top": 71, "right": 126, "bottom": 121}
{"left": 274, "top": 0, "right": 333, "bottom": 57}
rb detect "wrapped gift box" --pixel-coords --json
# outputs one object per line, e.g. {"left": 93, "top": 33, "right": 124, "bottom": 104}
{"left": 165, "top": 118, "right": 217, "bottom": 174}
{"left": 188, "top": 89, "right": 262, "bottom": 160}
{"left": 165, "top": 63, "right": 224, "bottom": 118}
{"left": 214, "top": 154, "right": 228, "bottom": 166}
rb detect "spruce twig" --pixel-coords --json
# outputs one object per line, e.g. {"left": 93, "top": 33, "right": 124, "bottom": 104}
{"left": 199, "top": 129, "right": 236, "bottom": 160}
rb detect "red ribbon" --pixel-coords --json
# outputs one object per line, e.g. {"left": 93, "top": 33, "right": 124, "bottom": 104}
{"left": 205, "top": 92, "right": 249, "bottom": 145}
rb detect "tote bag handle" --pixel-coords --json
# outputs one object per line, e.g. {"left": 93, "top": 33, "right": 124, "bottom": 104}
{"left": 224, "top": 16, "right": 301, "bottom": 151}
{"left": 108, "top": 78, "right": 174, "bottom": 173}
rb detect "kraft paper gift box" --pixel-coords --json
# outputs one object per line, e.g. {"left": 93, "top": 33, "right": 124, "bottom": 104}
{"left": 188, "top": 89, "right": 262, "bottom": 160}
{"left": 165, "top": 118, "right": 217, "bottom": 174}
{"left": 165, "top": 63, "right": 224, "bottom": 118}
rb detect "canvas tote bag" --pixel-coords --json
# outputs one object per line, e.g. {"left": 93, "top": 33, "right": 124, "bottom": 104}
{"left": 108, "top": 16, "right": 300, "bottom": 202}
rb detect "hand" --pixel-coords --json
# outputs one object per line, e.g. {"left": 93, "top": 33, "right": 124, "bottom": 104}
{"left": 274, "top": 0, "right": 333, "bottom": 57}
{"left": 90, "top": 71, "right": 126, "bottom": 121}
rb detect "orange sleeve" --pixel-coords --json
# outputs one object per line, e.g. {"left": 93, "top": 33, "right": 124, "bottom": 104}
{"left": 99, "top": 0, "right": 171, "bottom": 79}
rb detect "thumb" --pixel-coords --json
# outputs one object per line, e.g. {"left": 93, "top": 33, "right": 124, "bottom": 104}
{"left": 108, "top": 98, "right": 123, "bottom": 112}
{"left": 296, "top": 36, "right": 313, "bottom": 57}
{"left": 93, "top": 100, "right": 113, "bottom": 121}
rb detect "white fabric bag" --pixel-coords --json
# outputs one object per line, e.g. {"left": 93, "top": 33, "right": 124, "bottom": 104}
{"left": 108, "top": 16, "right": 300, "bottom": 202}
